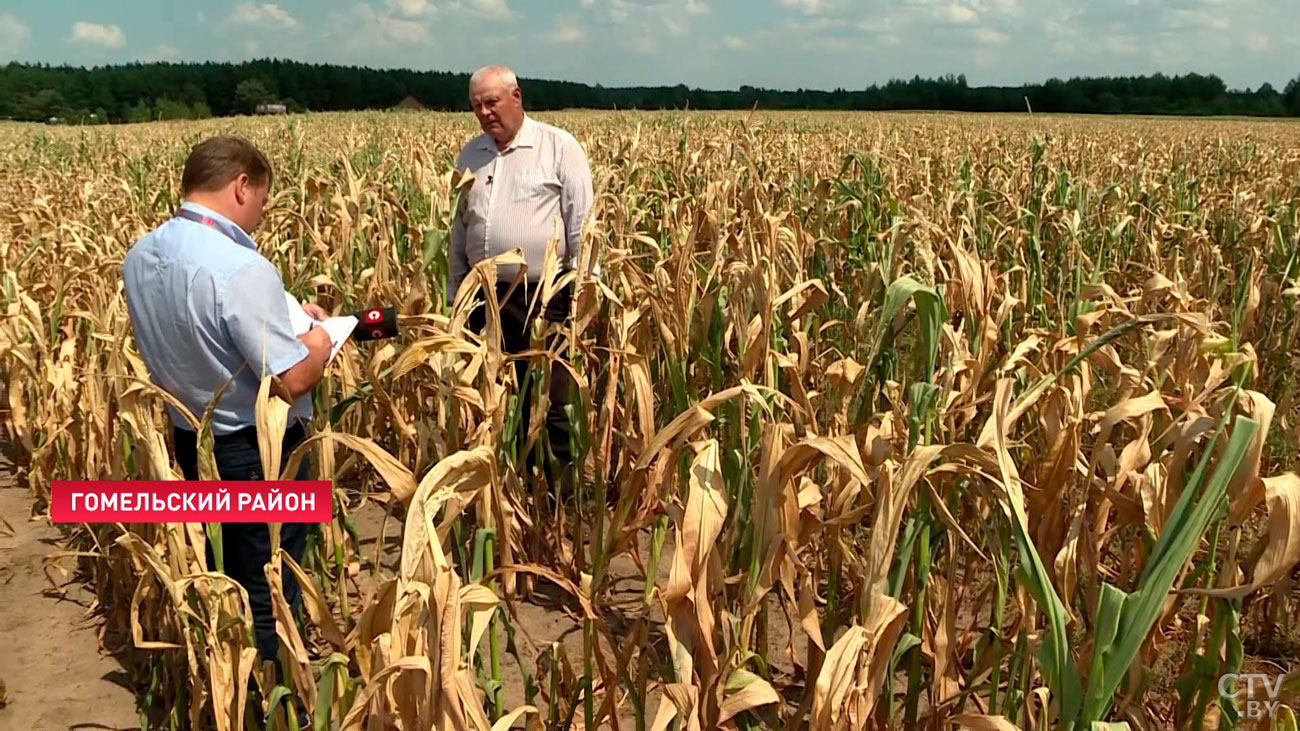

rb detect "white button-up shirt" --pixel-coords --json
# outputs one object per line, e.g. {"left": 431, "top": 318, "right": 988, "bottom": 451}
{"left": 447, "top": 115, "right": 594, "bottom": 304}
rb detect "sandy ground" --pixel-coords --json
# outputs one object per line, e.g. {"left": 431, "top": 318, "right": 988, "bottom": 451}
{"left": 0, "top": 452, "right": 806, "bottom": 731}
{"left": 0, "top": 457, "right": 140, "bottom": 731}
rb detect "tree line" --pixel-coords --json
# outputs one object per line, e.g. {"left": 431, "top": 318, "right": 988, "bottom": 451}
{"left": 3, "top": 59, "right": 1299, "bottom": 124}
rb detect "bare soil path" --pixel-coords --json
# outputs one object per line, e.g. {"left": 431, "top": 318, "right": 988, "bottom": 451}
{"left": 0, "top": 456, "right": 140, "bottom": 731}
{"left": 0, "top": 453, "right": 811, "bottom": 731}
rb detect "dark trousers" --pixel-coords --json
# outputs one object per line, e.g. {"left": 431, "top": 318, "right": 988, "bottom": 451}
{"left": 468, "top": 280, "right": 576, "bottom": 492}
{"left": 172, "top": 421, "right": 312, "bottom": 686}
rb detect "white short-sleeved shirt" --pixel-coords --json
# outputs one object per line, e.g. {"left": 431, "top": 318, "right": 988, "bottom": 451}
{"left": 447, "top": 115, "right": 594, "bottom": 303}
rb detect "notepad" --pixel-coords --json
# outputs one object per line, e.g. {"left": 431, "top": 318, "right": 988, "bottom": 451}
{"left": 284, "top": 293, "right": 357, "bottom": 364}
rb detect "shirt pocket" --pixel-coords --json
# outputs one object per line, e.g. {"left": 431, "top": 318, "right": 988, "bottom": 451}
{"left": 511, "top": 167, "right": 556, "bottom": 203}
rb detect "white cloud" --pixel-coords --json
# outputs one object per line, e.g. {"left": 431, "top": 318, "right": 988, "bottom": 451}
{"left": 803, "top": 36, "right": 856, "bottom": 54}
{"left": 141, "top": 43, "right": 182, "bottom": 62}
{"left": 583, "top": 0, "right": 705, "bottom": 27}
{"left": 786, "top": 16, "right": 836, "bottom": 32}
{"left": 332, "top": 3, "right": 429, "bottom": 50}
{"left": 767, "top": 0, "right": 1300, "bottom": 87}
{"left": 71, "top": 22, "right": 126, "bottom": 48}
{"left": 855, "top": 16, "right": 897, "bottom": 33}
{"left": 475, "top": 0, "right": 513, "bottom": 16}
{"left": 1104, "top": 35, "right": 1139, "bottom": 54}
{"left": 974, "top": 0, "right": 1019, "bottom": 14}
{"left": 387, "top": 0, "right": 434, "bottom": 16}
{"left": 446, "top": 0, "right": 515, "bottom": 19}
{"left": 663, "top": 17, "right": 689, "bottom": 35}
{"left": 576, "top": 0, "right": 708, "bottom": 55}
{"left": 581, "top": 0, "right": 636, "bottom": 24}
{"left": 1042, "top": 14, "right": 1080, "bottom": 54}
{"left": 938, "top": 4, "right": 978, "bottom": 23}
{"left": 1167, "top": 7, "right": 1229, "bottom": 31}
{"left": 545, "top": 14, "right": 586, "bottom": 43}
{"left": 779, "top": 0, "right": 834, "bottom": 14}
{"left": 1148, "top": 38, "right": 1193, "bottom": 68}
{"left": 230, "top": 3, "right": 300, "bottom": 30}
{"left": 202, "top": 0, "right": 1299, "bottom": 93}
{"left": 0, "top": 13, "right": 30, "bottom": 57}
{"left": 376, "top": 12, "right": 429, "bottom": 42}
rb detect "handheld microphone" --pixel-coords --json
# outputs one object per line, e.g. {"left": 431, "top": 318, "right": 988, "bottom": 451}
{"left": 352, "top": 307, "right": 399, "bottom": 341}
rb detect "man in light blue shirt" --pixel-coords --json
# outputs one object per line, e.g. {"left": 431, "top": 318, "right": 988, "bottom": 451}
{"left": 121, "top": 135, "right": 330, "bottom": 711}
{"left": 123, "top": 146, "right": 329, "bottom": 433}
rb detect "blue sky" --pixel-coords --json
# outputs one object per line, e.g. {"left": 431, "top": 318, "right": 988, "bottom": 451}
{"left": 0, "top": 0, "right": 1296, "bottom": 91}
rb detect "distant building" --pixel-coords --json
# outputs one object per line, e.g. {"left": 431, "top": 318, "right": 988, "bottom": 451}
{"left": 396, "top": 95, "right": 425, "bottom": 110}
{"left": 255, "top": 103, "right": 287, "bottom": 115}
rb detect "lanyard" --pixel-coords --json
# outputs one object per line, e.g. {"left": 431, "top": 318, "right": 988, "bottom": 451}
{"left": 174, "top": 207, "right": 243, "bottom": 247}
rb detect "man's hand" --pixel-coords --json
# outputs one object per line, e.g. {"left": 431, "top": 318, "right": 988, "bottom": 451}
{"left": 301, "top": 302, "right": 329, "bottom": 321}
{"left": 299, "top": 324, "right": 332, "bottom": 354}
{"left": 275, "top": 325, "right": 332, "bottom": 400}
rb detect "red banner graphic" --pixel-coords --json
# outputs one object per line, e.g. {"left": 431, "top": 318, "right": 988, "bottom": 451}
{"left": 50, "top": 481, "right": 333, "bottom": 523}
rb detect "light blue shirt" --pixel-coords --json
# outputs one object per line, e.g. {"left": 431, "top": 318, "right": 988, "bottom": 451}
{"left": 121, "top": 200, "right": 312, "bottom": 436}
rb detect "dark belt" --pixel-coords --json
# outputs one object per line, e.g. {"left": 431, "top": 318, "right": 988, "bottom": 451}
{"left": 175, "top": 420, "right": 306, "bottom": 448}
{"left": 233, "top": 421, "right": 303, "bottom": 443}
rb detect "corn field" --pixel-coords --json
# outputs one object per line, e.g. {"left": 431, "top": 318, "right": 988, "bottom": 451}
{"left": 3, "top": 110, "right": 1300, "bottom": 731}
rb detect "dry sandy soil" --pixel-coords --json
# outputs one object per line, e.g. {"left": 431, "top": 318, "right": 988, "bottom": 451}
{"left": 0, "top": 451, "right": 807, "bottom": 731}
{"left": 0, "top": 456, "right": 140, "bottom": 731}
{"left": 344, "top": 494, "right": 807, "bottom": 726}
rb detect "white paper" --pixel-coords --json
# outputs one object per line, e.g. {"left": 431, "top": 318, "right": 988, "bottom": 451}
{"left": 320, "top": 315, "right": 358, "bottom": 363}
{"left": 284, "top": 292, "right": 357, "bottom": 364}
{"left": 285, "top": 292, "right": 313, "bottom": 334}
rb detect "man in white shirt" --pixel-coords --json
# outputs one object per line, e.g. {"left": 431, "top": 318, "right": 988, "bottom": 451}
{"left": 447, "top": 64, "right": 594, "bottom": 298}
{"left": 447, "top": 64, "right": 594, "bottom": 496}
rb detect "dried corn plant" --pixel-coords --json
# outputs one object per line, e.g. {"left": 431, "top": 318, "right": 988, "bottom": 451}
{"left": 2, "top": 110, "right": 1300, "bottom": 731}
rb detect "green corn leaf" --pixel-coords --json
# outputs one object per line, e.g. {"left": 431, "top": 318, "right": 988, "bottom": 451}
{"left": 1011, "top": 513, "right": 1081, "bottom": 730}
{"left": 1081, "top": 411, "right": 1258, "bottom": 725}
{"left": 866, "top": 274, "right": 948, "bottom": 382}
{"left": 314, "top": 653, "right": 350, "bottom": 731}
{"left": 1083, "top": 583, "right": 1127, "bottom": 718}
{"left": 725, "top": 668, "right": 764, "bottom": 693}
{"left": 908, "top": 379, "right": 939, "bottom": 432}
{"left": 890, "top": 632, "right": 923, "bottom": 668}
{"left": 313, "top": 661, "right": 336, "bottom": 731}
{"left": 265, "top": 685, "right": 297, "bottom": 731}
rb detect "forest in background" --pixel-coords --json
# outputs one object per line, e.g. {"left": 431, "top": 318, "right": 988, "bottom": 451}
{"left": 4, "top": 58, "right": 1300, "bottom": 123}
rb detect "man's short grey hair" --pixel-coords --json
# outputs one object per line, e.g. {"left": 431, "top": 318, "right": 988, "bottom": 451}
{"left": 470, "top": 65, "right": 518, "bottom": 92}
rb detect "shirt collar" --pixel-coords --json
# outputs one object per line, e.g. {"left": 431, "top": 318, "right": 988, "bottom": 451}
{"left": 178, "top": 200, "right": 258, "bottom": 251}
{"left": 476, "top": 115, "right": 538, "bottom": 153}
